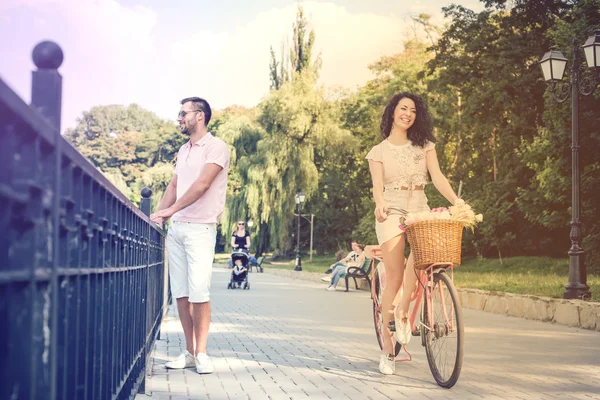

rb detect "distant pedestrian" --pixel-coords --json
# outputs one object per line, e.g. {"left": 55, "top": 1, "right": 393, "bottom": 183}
{"left": 231, "top": 220, "right": 251, "bottom": 253}
{"left": 321, "top": 242, "right": 365, "bottom": 290}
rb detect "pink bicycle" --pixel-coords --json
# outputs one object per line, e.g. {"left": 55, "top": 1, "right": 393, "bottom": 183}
{"left": 370, "top": 224, "right": 465, "bottom": 388}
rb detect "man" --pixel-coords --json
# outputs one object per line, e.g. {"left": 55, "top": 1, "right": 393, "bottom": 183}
{"left": 150, "top": 97, "right": 230, "bottom": 374}
{"left": 343, "top": 241, "right": 363, "bottom": 267}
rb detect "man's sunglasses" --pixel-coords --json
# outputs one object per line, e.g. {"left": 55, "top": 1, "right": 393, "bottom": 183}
{"left": 178, "top": 110, "right": 202, "bottom": 119}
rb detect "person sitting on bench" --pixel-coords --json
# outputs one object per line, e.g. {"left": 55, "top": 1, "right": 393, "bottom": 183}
{"left": 322, "top": 242, "right": 365, "bottom": 291}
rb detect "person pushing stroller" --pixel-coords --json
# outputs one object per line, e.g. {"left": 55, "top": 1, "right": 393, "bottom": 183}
{"left": 231, "top": 220, "right": 251, "bottom": 253}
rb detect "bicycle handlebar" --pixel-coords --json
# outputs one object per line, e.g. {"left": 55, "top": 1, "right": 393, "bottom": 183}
{"left": 384, "top": 206, "right": 408, "bottom": 215}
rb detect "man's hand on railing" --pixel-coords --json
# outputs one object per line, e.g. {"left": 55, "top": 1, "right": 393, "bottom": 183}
{"left": 150, "top": 215, "right": 164, "bottom": 229}
{"left": 150, "top": 209, "right": 173, "bottom": 229}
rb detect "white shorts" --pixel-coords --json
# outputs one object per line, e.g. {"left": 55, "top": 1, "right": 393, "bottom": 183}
{"left": 167, "top": 221, "right": 217, "bottom": 303}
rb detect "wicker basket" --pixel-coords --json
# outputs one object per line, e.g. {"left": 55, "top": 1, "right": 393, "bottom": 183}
{"left": 404, "top": 219, "right": 464, "bottom": 269}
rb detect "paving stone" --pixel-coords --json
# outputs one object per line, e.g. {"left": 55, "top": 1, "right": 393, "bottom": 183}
{"left": 136, "top": 268, "right": 600, "bottom": 400}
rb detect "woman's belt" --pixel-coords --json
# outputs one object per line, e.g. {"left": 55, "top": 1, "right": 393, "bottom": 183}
{"left": 384, "top": 184, "right": 424, "bottom": 191}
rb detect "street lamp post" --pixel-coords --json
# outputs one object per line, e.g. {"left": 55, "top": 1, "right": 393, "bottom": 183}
{"left": 539, "top": 29, "right": 600, "bottom": 300}
{"left": 294, "top": 191, "right": 306, "bottom": 271}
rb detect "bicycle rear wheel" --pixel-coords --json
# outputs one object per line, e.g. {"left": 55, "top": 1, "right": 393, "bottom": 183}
{"left": 372, "top": 264, "right": 401, "bottom": 356}
{"left": 423, "top": 271, "right": 464, "bottom": 388}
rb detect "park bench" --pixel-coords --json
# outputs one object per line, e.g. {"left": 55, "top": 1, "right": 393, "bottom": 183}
{"left": 341, "top": 257, "right": 373, "bottom": 292}
{"left": 249, "top": 256, "right": 264, "bottom": 273}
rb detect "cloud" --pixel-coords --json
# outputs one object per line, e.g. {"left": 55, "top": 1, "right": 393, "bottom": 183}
{"left": 153, "top": 2, "right": 412, "bottom": 121}
{"left": 0, "top": 1, "right": 454, "bottom": 131}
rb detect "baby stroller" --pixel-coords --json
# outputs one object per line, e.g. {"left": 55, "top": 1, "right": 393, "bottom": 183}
{"left": 227, "top": 250, "right": 250, "bottom": 290}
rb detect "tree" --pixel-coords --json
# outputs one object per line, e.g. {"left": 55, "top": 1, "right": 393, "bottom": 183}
{"left": 269, "top": 46, "right": 281, "bottom": 90}
{"left": 217, "top": 72, "right": 354, "bottom": 256}
{"left": 64, "top": 104, "right": 183, "bottom": 203}
{"left": 424, "top": 1, "right": 577, "bottom": 258}
{"left": 290, "top": 5, "right": 316, "bottom": 73}
{"left": 342, "top": 38, "right": 440, "bottom": 245}
{"left": 517, "top": 0, "right": 600, "bottom": 269}
{"left": 268, "top": 5, "right": 321, "bottom": 90}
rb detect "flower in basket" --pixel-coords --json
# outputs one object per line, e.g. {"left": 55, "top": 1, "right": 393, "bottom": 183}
{"left": 448, "top": 201, "right": 483, "bottom": 231}
{"left": 398, "top": 201, "right": 483, "bottom": 232}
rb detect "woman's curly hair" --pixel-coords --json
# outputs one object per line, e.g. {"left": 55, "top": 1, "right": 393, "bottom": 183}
{"left": 379, "top": 92, "right": 436, "bottom": 148}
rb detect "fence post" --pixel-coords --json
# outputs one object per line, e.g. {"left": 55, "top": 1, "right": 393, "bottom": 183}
{"left": 31, "top": 41, "right": 63, "bottom": 132}
{"left": 139, "top": 187, "right": 153, "bottom": 395}
{"left": 139, "top": 186, "right": 162, "bottom": 342}
{"left": 30, "top": 40, "right": 64, "bottom": 400}
{"left": 140, "top": 187, "right": 152, "bottom": 217}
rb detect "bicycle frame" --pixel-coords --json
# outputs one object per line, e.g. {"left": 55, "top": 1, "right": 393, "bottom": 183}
{"left": 410, "top": 263, "right": 456, "bottom": 336}
{"left": 370, "top": 247, "right": 456, "bottom": 351}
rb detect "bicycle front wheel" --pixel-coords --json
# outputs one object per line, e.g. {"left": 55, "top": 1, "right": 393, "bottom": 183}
{"left": 423, "top": 270, "right": 464, "bottom": 388}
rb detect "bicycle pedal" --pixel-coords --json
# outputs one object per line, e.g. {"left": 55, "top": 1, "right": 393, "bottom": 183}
{"left": 388, "top": 321, "right": 396, "bottom": 332}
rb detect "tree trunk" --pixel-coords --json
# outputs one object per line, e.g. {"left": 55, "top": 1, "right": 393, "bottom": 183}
{"left": 255, "top": 222, "right": 270, "bottom": 257}
{"left": 491, "top": 128, "right": 498, "bottom": 181}
{"left": 450, "top": 92, "right": 462, "bottom": 171}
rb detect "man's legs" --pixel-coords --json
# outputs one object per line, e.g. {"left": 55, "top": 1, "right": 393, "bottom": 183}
{"left": 165, "top": 224, "right": 196, "bottom": 369}
{"left": 193, "top": 301, "right": 211, "bottom": 354}
{"left": 184, "top": 223, "right": 217, "bottom": 359}
{"left": 330, "top": 265, "right": 345, "bottom": 287}
{"left": 176, "top": 297, "right": 195, "bottom": 354}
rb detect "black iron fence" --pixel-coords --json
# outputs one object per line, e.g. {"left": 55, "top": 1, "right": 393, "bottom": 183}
{"left": 0, "top": 41, "right": 167, "bottom": 400}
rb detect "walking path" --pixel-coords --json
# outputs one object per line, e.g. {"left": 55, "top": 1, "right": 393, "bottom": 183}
{"left": 136, "top": 268, "right": 600, "bottom": 399}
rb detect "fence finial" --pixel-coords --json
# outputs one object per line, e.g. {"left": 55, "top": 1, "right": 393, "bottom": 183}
{"left": 31, "top": 41, "right": 63, "bottom": 132}
{"left": 140, "top": 187, "right": 153, "bottom": 217}
{"left": 32, "top": 41, "right": 64, "bottom": 70}
{"left": 141, "top": 187, "right": 153, "bottom": 199}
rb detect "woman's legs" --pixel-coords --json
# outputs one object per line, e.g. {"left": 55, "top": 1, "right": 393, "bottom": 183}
{"left": 396, "top": 252, "right": 418, "bottom": 321}
{"left": 380, "top": 234, "right": 406, "bottom": 356}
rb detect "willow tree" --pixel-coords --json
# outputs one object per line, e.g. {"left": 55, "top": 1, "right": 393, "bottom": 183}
{"left": 217, "top": 71, "right": 353, "bottom": 256}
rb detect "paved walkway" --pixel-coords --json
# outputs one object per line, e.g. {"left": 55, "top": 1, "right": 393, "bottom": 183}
{"left": 136, "top": 268, "right": 600, "bottom": 400}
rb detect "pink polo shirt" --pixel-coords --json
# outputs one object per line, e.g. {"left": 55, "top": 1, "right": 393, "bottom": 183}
{"left": 171, "top": 133, "right": 230, "bottom": 224}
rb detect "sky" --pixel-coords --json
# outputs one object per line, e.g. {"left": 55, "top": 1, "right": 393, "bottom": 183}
{"left": 0, "top": 0, "right": 485, "bottom": 132}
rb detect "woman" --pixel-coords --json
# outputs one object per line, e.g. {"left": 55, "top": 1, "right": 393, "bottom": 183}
{"left": 366, "top": 93, "right": 461, "bottom": 375}
{"left": 231, "top": 221, "right": 251, "bottom": 253}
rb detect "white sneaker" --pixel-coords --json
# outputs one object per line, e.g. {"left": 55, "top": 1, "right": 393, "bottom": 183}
{"left": 326, "top": 285, "right": 336, "bottom": 291}
{"left": 379, "top": 353, "right": 395, "bottom": 375}
{"left": 165, "top": 351, "right": 195, "bottom": 369}
{"left": 394, "top": 318, "right": 412, "bottom": 345}
{"left": 320, "top": 276, "right": 331, "bottom": 282}
{"left": 195, "top": 352, "right": 215, "bottom": 374}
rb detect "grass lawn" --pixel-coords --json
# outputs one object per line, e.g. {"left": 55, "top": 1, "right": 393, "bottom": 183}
{"left": 455, "top": 256, "right": 599, "bottom": 301}
{"left": 214, "top": 253, "right": 232, "bottom": 263}
{"left": 222, "top": 252, "right": 598, "bottom": 301}
{"left": 215, "top": 253, "right": 332, "bottom": 273}
{"left": 267, "top": 255, "right": 334, "bottom": 274}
